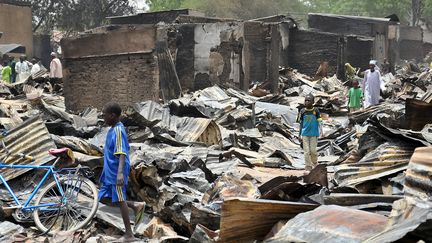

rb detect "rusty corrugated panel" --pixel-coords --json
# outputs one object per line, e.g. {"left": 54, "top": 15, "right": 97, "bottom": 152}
{"left": 266, "top": 205, "right": 388, "bottom": 243}
{"left": 334, "top": 143, "right": 414, "bottom": 186}
{"left": 405, "top": 98, "right": 432, "bottom": 131}
{"left": 0, "top": 116, "right": 56, "bottom": 181}
{"left": 404, "top": 147, "right": 432, "bottom": 199}
{"left": 175, "top": 118, "right": 222, "bottom": 146}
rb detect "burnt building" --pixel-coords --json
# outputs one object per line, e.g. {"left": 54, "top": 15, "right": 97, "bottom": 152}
{"left": 62, "top": 10, "right": 297, "bottom": 111}
{"left": 61, "top": 25, "right": 160, "bottom": 111}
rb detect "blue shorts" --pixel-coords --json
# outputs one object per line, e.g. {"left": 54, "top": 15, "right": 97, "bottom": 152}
{"left": 98, "top": 184, "right": 127, "bottom": 203}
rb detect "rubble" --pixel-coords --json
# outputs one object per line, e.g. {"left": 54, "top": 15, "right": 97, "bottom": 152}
{"left": 1, "top": 59, "right": 432, "bottom": 242}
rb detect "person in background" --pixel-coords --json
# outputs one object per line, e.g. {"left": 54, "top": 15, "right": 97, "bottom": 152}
{"left": 314, "top": 61, "right": 329, "bottom": 80}
{"left": 363, "top": 60, "right": 382, "bottom": 108}
{"left": 99, "top": 102, "right": 145, "bottom": 242}
{"left": 9, "top": 57, "right": 16, "bottom": 83}
{"left": 15, "top": 55, "right": 30, "bottom": 82}
{"left": 381, "top": 58, "right": 390, "bottom": 74}
{"left": 1, "top": 61, "right": 11, "bottom": 83}
{"left": 49, "top": 52, "right": 63, "bottom": 83}
{"left": 297, "top": 94, "right": 323, "bottom": 172}
{"left": 347, "top": 79, "right": 363, "bottom": 113}
{"left": 31, "top": 58, "right": 41, "bottom": 76}
{"left": 345, "top": 63, "right": 357, "bottom": 80}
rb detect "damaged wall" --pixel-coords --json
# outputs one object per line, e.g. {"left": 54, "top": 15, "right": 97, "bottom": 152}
{"left": 288, "top": 29, "right": 340, "bottom": 76}
{"left": 0, "top": 0, "right": 33, "bottom": 57}
{"left": 398, "top": 25, "right": 424, "bottom": 60}
{"left": 345, "top": 36, "right": 374, "bottom": 71}
{"left": 192, "top": 22, "right": 243, "bottom": 91}
{"left": 62, "top": 26, "right": 159, "bottom": 111}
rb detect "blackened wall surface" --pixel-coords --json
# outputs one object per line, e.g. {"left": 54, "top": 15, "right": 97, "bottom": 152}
{"left": 346, "top": 36, "right": 374, "bottom": 71}
{"left": 288, "top": 29, "right": 339, "bottom": 76}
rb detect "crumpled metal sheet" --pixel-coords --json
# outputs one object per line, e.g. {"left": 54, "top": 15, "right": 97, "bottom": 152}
{"left": 0, "top": 221, "right": 24, "bottom": 242}
{"left": 405, "top": 98, "right": 432, "bottom": 131}
{"left": 334, "top": 142, "right": 414, "bottom": 186}
{"left": 175, "top": 117, "right": 222, "bottom": 146}
{"left": 266, "top": 205, "right": 388, "bottom": 243}
{"left": 404, "top": 147, "right": 432, "bottom": 199}
{"left": 364, "top": 197, "right": 432, "bottom": 242}
{"left": 0, "top": 117, "right": 56, "bottom": 181}
{"left": 51, "top": 134, "right": 103, "bottom": 156}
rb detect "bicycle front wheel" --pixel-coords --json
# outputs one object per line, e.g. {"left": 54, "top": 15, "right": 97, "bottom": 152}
{"left": 33, "top": 177, "right": 98, "bottom": 233}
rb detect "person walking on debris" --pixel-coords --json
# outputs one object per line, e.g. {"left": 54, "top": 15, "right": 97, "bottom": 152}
{"left": 15, "top": 55, "right": 30, "bottom": 83}
{"left": 1, "top": 61, "right": 11, "bottom": 83}
{"left": 9, "top": 57, "right": 16, "bottom": 83}
{"left": 99, "top": 102, "right": 145, "bottom": 242}
{"left": 363, "top": 60, "right": 382, "bottom": 108}
{"left": 314, "top": 61, "right": 329, "bottom": 80}
{"left": 297, "top": 94, "right": 323, "bottom": 172}
{"left": 49, "top": 52, "right": 63, "bottom": 84}
{"left": 347, "top": 79, "right": 363, "bottom": 113}
{"left": 31, "top": 58, "right": 41, "bottom": 77}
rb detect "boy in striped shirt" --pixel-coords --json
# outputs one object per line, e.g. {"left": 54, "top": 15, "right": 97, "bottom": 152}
{"left": 99, "top": 102, "right": 143, "bottom": 242}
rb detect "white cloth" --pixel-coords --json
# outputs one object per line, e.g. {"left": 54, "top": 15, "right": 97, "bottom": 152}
{"left": 363, "top": 69, "right": 382, "bottom": 108}
{"left": 50, "top": 58, "right": 63, "bottom": 78}
{"left": 31, "top": 63, "right": 41, "bottom": 76}
{"left": 15, "top": 61, "right": 30, "bottom": 83}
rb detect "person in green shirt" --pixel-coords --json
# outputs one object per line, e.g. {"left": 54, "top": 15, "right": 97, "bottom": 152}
{"left": 347, "top": 79, "right": 363, "bottom": 113}
{"left": 1, "top": 61, "right": 12, "bottom": 83}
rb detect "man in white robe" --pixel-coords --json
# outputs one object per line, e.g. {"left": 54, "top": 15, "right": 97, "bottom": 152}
{"left": 363, "top": 60, "right": 382, "bottom": 108}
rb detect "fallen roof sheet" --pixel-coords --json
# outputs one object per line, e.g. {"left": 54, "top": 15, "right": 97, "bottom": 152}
{"left": 266, "top": 205, "right": 388, "bottom": 243}
{"left": 0, "top": 117, "right": 56, "bottom": 181}
{"left": 0, "top": 44, "right": 25, "bottom": 54}
{"left": 404, "top": 147, "right": 432, "bottom": 200}
{"left": 175, "top": 117, "right": 222, "bottom": 146}
{"left": 334, "top": 143, "right": 414, "bottom": 186}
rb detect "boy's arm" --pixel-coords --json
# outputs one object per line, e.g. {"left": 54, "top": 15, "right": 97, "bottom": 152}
{"left": 297, "top": 110, "right": 303, "bottom": 140}
{"left": 316, "top": 108, "right": 323, "bottom": 138}
{"left": 117, "top": 154, "right": 126, "bottom": 186}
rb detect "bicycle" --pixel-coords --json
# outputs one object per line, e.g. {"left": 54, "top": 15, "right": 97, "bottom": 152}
{"left": 0, "top": 144, "right": 99, "bottom": 234}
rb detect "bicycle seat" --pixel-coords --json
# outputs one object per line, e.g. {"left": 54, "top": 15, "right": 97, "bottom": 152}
{"left": 49, "top": 148, "right": 70, "bottom": 155}
{"left": 49, "top": 148, "right": 75, "bottom": 164}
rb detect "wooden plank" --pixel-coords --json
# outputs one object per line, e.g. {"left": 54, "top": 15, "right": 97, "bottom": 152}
{"left": 219, "top": 198, "right": 317, "bottom": 242}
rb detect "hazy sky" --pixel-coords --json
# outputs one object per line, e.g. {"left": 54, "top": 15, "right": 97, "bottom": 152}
{"left": 131, "top": 0, "right": 148, "bottom": 11}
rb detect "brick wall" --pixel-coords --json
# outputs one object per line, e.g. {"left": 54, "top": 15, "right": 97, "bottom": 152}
{"left": 64, "top": 52, "right": 159, "bottom": 111}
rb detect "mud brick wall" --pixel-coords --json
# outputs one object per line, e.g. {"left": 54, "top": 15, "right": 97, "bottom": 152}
{"left": 288, "top": 29, "right": 339, "bottom": 76}
{"left": 64, "top": 52, "right": 159, "bottom": 111}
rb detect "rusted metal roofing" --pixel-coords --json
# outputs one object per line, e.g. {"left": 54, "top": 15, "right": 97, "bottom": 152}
{"left": 175, "top": 118, "right": 222, "bottom": 146}
{"left": 0, "top": 116, "right": 56, "bottom": 181}
{"left": 334, "top": 143, "right": 414, "bottom": 186}
{"left": 364, "top": 197, "right": 432, "bottom": 242}
{"left": 267, "top": 205, "right": 388, "bottom": 243}
{"left": 404, "top": 147, "right": 432, "bottom": 199}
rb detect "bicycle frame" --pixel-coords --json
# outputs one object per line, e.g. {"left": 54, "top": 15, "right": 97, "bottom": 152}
{"left": 0, "top": 162, "right": 65, "bottom": 212}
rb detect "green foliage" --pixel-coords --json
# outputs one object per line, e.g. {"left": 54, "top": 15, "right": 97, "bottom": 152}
{"left": 146, "top": 0, "right": 185, "bottom": 11}
{"left": 32, "top": 0, "right": 136, "bottom": 34}
{"left": 146, "top": 0, "right": 432, "bottom": 24}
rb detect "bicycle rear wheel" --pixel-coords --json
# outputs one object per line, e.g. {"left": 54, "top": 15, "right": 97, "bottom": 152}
{"left": 33, "top": 177, "right": 98, "bottom": 233}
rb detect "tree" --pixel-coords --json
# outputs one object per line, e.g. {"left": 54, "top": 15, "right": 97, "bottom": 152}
{"left": 145, "top": 0, "right": 185, "bottom": 11}
{"left": 32, "top": 0, "right": 136, "bottom": 35}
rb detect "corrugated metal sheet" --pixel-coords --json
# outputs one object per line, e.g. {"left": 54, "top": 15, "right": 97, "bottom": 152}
{"left": 175, "top": 117, "right": 222, "bottom": 146}
{"left": 132, "top": 101, "right": 178, "bottom": 132}
{"left": 334, "top": 143, "right": 414, "bottom": 186}
{"left": 267, "top": 205, "right": 388, "bottom": 243}
{"left": 364, "top": 197, "right": 432, "bottom": 243}
{"left": 0, "top": 117, "right": 56, "bottom": 181}
{"left": 0, "top": 44, "right": 25, "bottom": 54}
{"left": 404, "top": 147, "right": 432, "bottom": 199}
